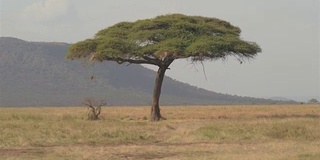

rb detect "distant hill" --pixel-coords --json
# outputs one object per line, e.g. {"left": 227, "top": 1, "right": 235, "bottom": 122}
{"left": 269, "top": 97, "right": 294, "bottom": 102}
{"left": 0, "top": 37, "right": 295, "bottom": 106}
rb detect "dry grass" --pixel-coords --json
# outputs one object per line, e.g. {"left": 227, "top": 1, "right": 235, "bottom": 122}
{"left": 0, "top": 104, "right": 319, "bottom": 160}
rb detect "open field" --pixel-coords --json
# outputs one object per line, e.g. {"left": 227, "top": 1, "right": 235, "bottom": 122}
{"left": 0, "top": 104, "right": 319, "bottom": 160}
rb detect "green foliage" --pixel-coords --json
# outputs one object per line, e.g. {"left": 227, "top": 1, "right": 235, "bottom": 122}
{"left": 67, "top": 39, "right": 97, "bottom": 60}
{"left": 67, "top": 14, "right": 261, "bottom": 64}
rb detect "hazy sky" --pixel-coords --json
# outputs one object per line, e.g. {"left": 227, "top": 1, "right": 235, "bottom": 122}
{"left": 1, "top": 0, "right": 319, "bottom": 101}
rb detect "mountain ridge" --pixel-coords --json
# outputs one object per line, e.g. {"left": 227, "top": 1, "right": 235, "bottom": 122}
{"left": 0, "top": 37, "right": 296, "bottom": 106}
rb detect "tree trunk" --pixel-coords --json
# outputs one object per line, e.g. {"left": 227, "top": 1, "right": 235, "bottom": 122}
{"left": 151, "top": 66, "right": 167, "bottom": 121}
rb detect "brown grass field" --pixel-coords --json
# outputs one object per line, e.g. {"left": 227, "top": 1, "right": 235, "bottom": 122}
{"left": 0, "top": 104, "right": 319, "bottom": 160}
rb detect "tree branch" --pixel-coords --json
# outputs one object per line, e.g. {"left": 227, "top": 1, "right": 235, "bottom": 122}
{"left": 83, "top": 98, "right": 95, "bottom": 110}
{"left": 200, "top": 61, "right": 208, "bottom": 80}
{"left": 104, "top": 56, "right": 160, "bottom": 66}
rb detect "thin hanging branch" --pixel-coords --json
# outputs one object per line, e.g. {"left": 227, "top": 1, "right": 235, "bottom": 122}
{"left": 200, "top": 61, "right": 208, "bottom": 80}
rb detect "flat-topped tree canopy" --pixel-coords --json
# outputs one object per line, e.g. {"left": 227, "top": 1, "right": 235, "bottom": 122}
{"left": 67, "top": 14, "right": 261, "bottom": 66}
{"left": 67, "top": 14, "right": 262, "bottom": 121}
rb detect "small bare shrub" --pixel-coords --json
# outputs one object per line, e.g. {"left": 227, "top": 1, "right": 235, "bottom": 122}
{"left": 83, "top": 98, "right": 106, "bottom": 120}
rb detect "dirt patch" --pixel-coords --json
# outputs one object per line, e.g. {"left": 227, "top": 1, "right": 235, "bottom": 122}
{"left": 114, "top": 152, "right": 179, "bottom": 160}
{"left": 0, "top": 148, "right": 44, "bottom": 157}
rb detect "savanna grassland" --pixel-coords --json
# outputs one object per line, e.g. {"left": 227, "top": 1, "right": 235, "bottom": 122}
{"left": 0, "top": 105, "right": 319, "bottom": 160}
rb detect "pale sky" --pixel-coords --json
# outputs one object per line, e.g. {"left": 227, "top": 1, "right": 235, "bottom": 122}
{"left": 1, "top": 0, "right": 319, "bottom": 101}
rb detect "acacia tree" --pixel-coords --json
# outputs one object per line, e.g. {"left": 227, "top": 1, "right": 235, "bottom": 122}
{"left": 67, "top": 14, "right": 261, "bottom": 121}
